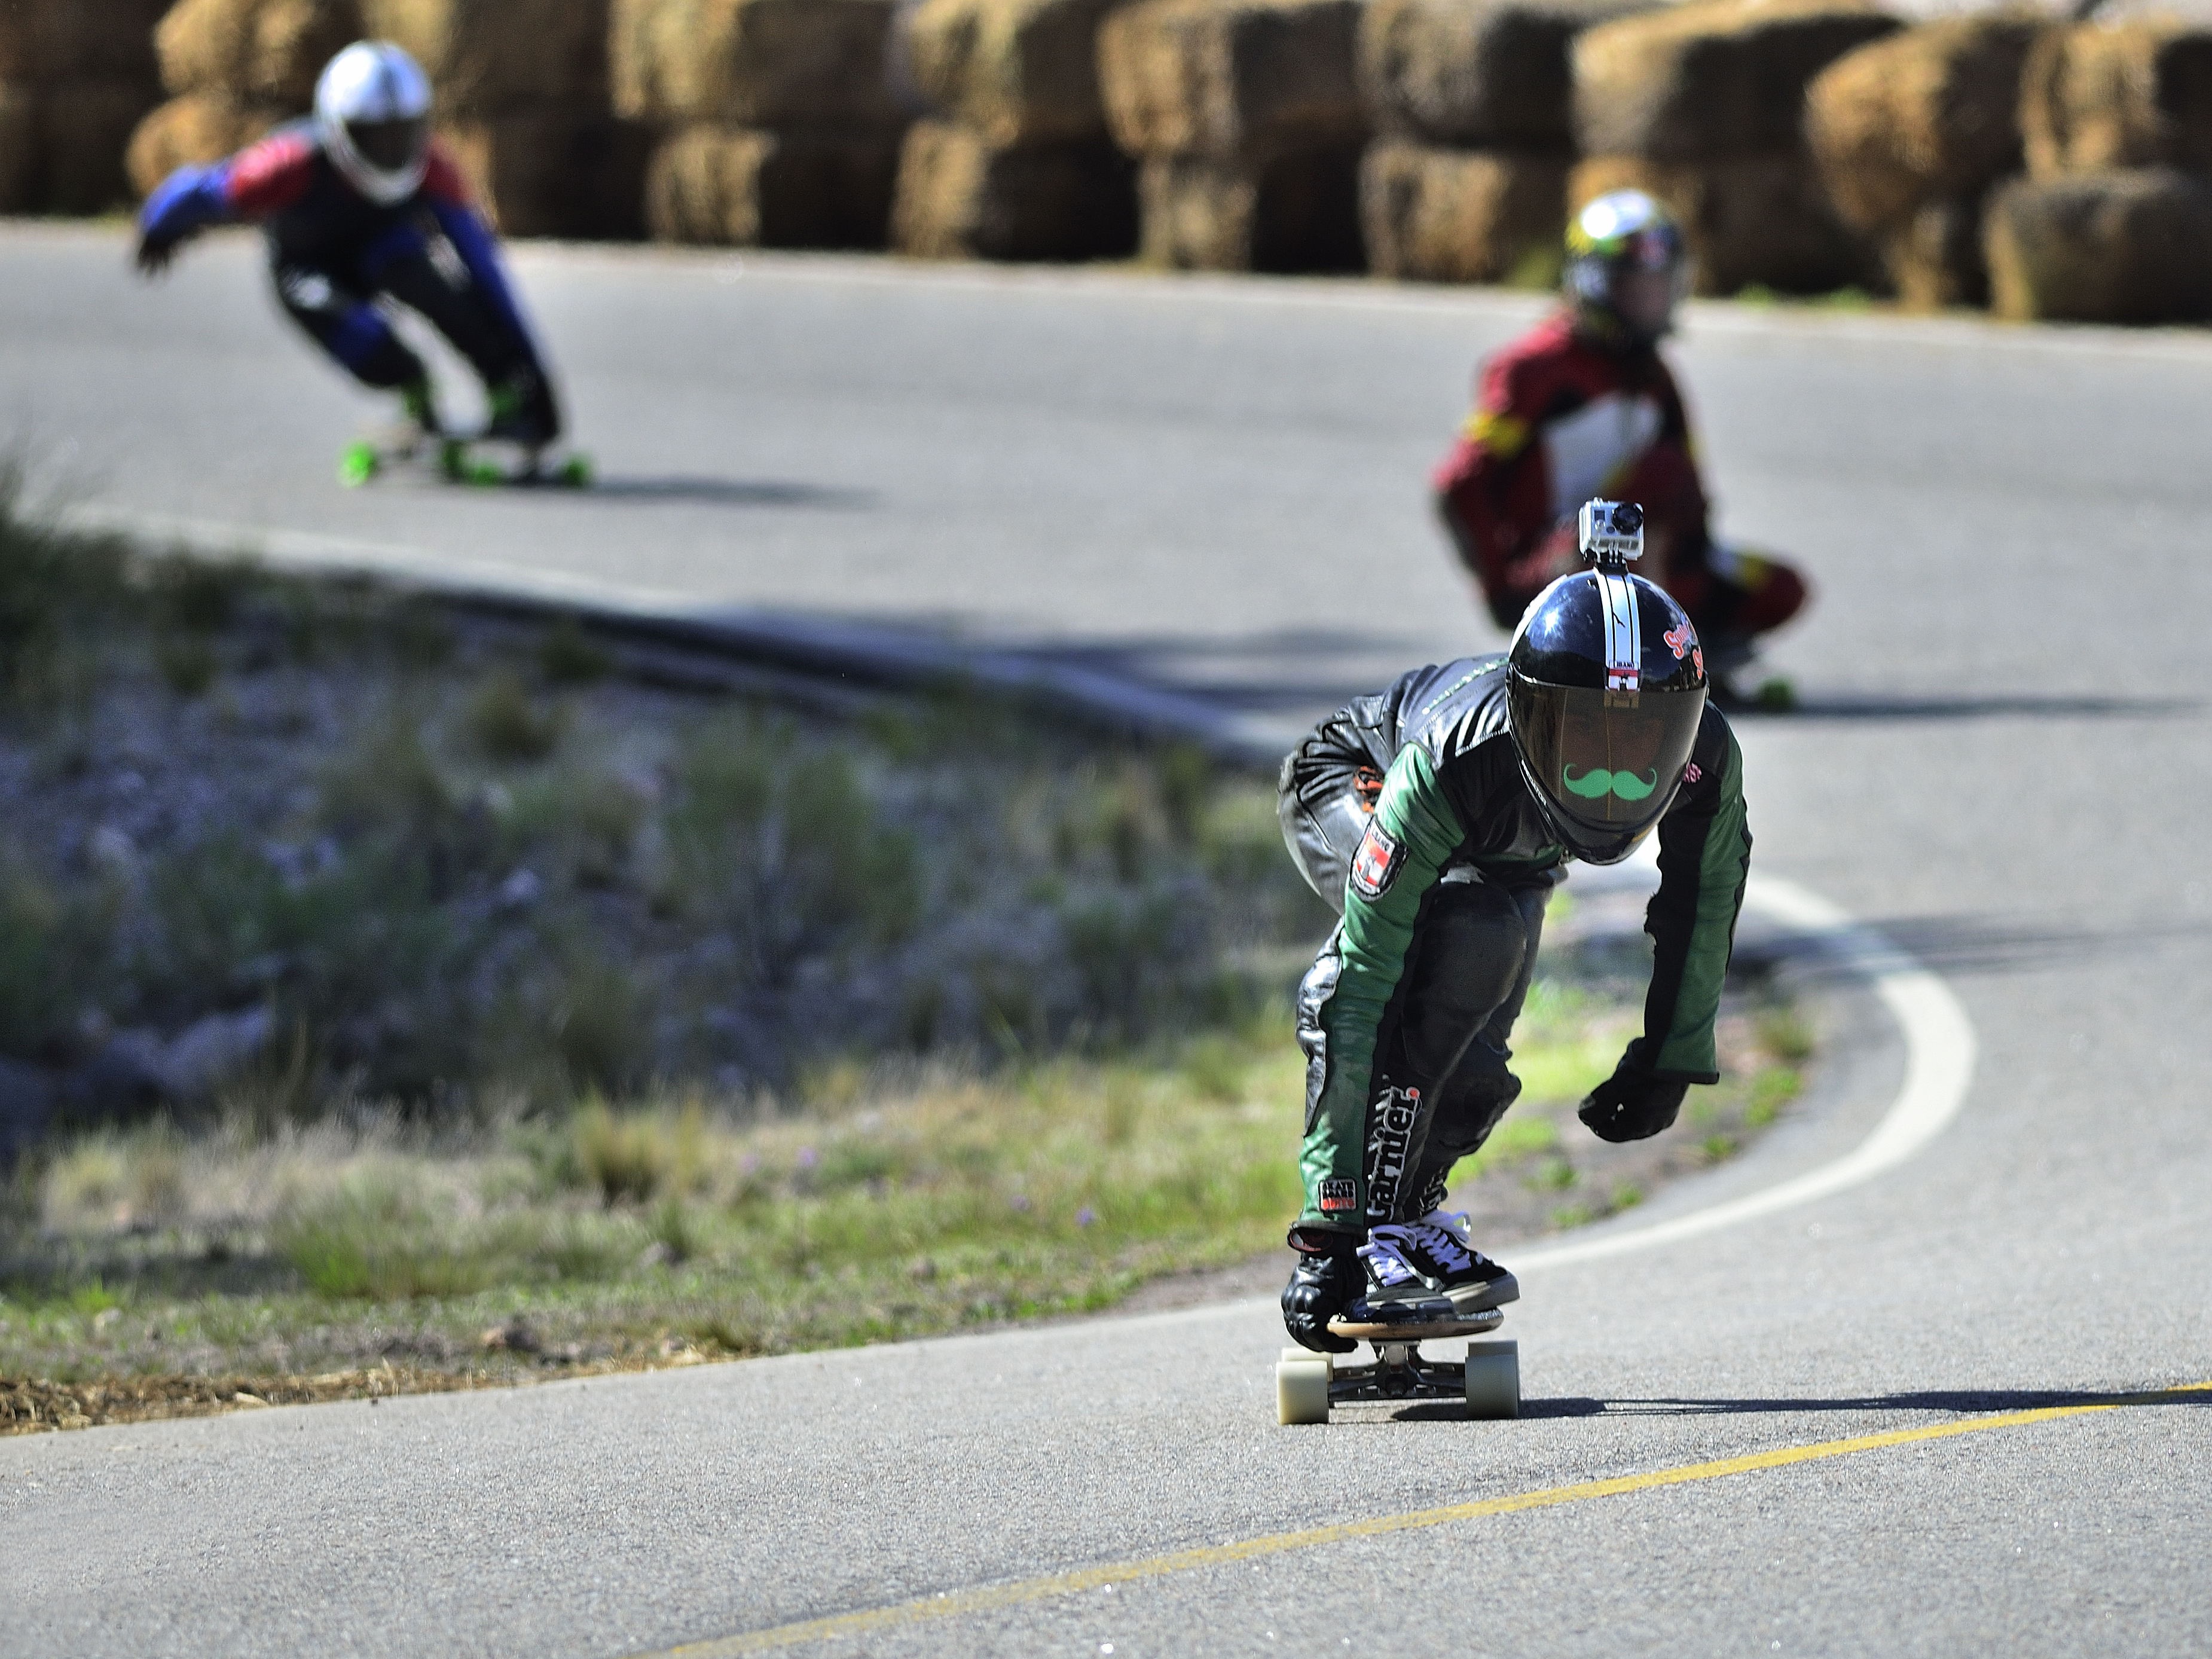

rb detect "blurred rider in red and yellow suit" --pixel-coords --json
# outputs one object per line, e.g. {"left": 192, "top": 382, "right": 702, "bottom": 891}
{"left": 1432, "top": 190, "right": 1807, "bottom": 693}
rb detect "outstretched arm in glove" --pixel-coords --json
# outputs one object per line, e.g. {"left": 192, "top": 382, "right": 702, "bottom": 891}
{"left": 1581, "top": 708, "right": 1750, "bottom": 1143}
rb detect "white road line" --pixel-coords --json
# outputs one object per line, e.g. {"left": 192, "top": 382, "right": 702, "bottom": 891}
{"left": 1513, "top": 872, "right": 1977, "bottom": 1272}
{"left": 1105, "top": 872, "right": 1976, "bottom": 1335}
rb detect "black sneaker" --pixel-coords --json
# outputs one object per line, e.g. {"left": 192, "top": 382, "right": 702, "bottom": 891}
{"left": 1362, "top": 1211, "right": 1519, "bottom": 1312}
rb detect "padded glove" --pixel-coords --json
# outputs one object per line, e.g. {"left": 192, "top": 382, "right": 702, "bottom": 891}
{"left": 135, "top": 230, "right": 179, "bottom": 277}
{"left": 1578, "top": 1049, "right": 1689, "bottom": 1144}
{"left": 1281, "top": 1247, "right": 1362, "bottom": 1354}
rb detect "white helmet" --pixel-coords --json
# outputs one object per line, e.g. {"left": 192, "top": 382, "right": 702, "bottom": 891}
{"left": 315, "top": 41, "right": 433, "bottom": 206}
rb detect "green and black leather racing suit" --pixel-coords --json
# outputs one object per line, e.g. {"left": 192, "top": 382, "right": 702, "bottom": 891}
{"left": 1277, "top": 653, "right": 1750, "bottom": 1244}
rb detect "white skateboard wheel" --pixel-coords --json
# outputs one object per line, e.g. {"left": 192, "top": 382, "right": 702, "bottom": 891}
{"left": 1464, "top": 1338, "right": 1519, "bottom": 1420}
{"left": 1276, "top": 1348, "right": 1333, "bottom": 1425}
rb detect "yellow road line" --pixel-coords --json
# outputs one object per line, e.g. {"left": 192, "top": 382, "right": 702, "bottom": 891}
{"left": 646, "top": 1383, "right": 2211, "bottom": 1657}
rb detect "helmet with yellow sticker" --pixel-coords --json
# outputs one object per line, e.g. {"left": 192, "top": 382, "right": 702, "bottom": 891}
{"left": 1565, "top": 190, "right": 1689, "bottom": 346}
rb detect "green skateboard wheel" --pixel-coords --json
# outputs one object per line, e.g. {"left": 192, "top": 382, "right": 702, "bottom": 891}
{"left": 337, "top": 441, "right": 380, "bottom": 488}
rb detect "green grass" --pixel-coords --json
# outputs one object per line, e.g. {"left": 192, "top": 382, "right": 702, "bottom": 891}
{"left": 0, "top": 1027, "right": 1310, "bottom": 1380}
{"left": 0, "top": 979, "right": 1814, "bottom": 1395}
{"left": 0, "top": 481, "right": 1817, "bottom": 1416}
{"left": 466, "top": 669, "right": 565, "bottom": 761}
{"left": 0, "top": 486, "right": 1331, "bottom": 1110}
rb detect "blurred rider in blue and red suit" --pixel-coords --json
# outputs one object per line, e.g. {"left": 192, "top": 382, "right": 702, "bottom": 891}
{"left": 134, "top": 40, "right": 560, "bottom": 453}
{"left": 1432, "top": 191, "right": 1807, "bottom": 694}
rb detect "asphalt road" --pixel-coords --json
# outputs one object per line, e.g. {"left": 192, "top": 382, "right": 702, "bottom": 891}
{"left": 4, "top": 225, "right": 2210, "bottom": 1658}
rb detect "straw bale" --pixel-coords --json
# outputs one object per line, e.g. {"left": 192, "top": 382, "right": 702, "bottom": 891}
{"left": 439, "top": 114, "right": 652, "bottom": 238}
{"left": 1571, "top": 150, "right": 1875, "bottom": 294}
{"left": 2019, "top": 19, "right": 2212, "bottom": 181}
{"left": 1875, "top": 191, "right": 1983, "bottom": 311}
{"left": 1099, "top": 0, "right": 1364, "bottom": 165}
{"left": 36, "top": 79, "right": 158, "bottom": 211}
{"left": 1572, "top": 0, "right": 1898, "bottom": 163}
{"left": 358, "top": 0, "right": 610, "bottom": 114}
{"left": 1804, "top": 13, "right": 2045, "bottom": 236}
{"left": 155, "top": 0, "right": 361, "bottom": 106}
{"left": 612, "top": 0, "right": 904, "bottom": 128}
{"left": 1359, "top": 0, "right": 1649, "bottom": 149}
{"left": 125, "top": 93, "right": 282, "bottom": 194}
{"left": 1985, "top": 167, "right": 2212, "bottom": 322}
{"left": 1361, "top": 138, "right": 1565, "bottom": 280}
{"left": 0, "top": 85, "right": 37, "bottom": 210}
{"left": 1136, "top": 145, "right": 1362, "bottom": 268}
{"left": 645, "top": 123, "right": 902, "bottom": 246}
{"left": 0, "top": 0, "right": 168, "bottom": 86}
{"left": 905, "top": 0, "right": 1121, "bottom": 145}
{"left": 891, "top": 117, "right": 1136, "bottom": 257}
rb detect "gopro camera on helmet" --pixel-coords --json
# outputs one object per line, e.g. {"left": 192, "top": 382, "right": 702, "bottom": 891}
{"left": 1577, "top": 499, "right": 1644, "bottom": 568}
{"left": 1508, "top": 496, "right": 1705, "bottom": 863}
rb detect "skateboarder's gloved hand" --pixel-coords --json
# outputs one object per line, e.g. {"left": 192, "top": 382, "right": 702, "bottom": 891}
{"left": 1281, "top": 1243, "right": 1362, "bottom": 1354}
{"left": 136, "top": 231, "right": 179, "bottom": 277}
{"left": 1578, "top": 1047, "right": 1688, "bottom": 1143}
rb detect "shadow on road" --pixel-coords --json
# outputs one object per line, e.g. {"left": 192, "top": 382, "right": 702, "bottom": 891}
{"left": 1517, "top": 1386, "right": 2212, "bottom": 1418}
{"left": 577, "top": 476, "right": 876, "bottom": 509}
{"left": 1366, "top": 1386, "right": 2209, "bottom": 1423}
{"left": 1737, "top": 908, "right": 2212, "bottom": 982}
{"left": 985, "top": 624, "right": 1440, "bottom": 719}
{"left": 1736, "top": 692, "right": 2199, "bottom": 723}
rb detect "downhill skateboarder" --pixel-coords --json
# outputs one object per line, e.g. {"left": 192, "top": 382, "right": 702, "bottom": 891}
{"left": 1432, "top": 190, "right": 1807, "bottom": 701}
{"left": 1278, "top": 500, "right": 1752, "bottom": 1354}
{"left": 134, "top": 41, "right": 566, "bottom": 480}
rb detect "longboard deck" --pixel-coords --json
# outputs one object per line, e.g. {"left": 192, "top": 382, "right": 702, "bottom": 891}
{"left": 1330, "top": 1306, "right": 1505, "bottom": 1343}
{"left": 340, "top": 436, "right": 591, "bottom": 490}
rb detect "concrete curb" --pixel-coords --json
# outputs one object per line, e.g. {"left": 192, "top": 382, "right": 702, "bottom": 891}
{"left": 59, "top": 504, "right": 1285, "bottom": 768}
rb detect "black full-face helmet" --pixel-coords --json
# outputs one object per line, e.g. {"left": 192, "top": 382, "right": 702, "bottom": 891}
{"left": 1507, "top": 503, "right": 1708, "bottom": 864}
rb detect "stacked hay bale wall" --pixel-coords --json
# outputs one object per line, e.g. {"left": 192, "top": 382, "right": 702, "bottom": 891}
{"left": 130, "top": 0, "right": 646, "bottom": 239}
{"left": 615, "top": 0, "right": 909, "bottom": 249}
{"left": 1358, "top": 0, "right": 1648, "bottom": 285}
{"left": 129, "top": 0, "right": 358, "bottom": 198}
{"left": 891, "top": 0, "right": 1137, "bottom": 261}
{"left": 0, "top": 0, "right": 170, "bottom": 213}
{"left": 1991, "top": 17, "right": 2212, "bottom": 322}
{"left": 1098, "top": 0, "right": 1367, "bottom": 273}
{"left": 2021, "top": 16, "right": 2212, "bottom": 180}
{"left": 1569, "top": 0, "right": 1898, "bottom": 295}
{"left": 364, "top": 0, "right": 647, "bottom": 239}
{"left": 1804, "top": 14, "right": 2047, "bottom": 311}
{"left": 1985, "top": 166, "right": 2212, "bottom": 324}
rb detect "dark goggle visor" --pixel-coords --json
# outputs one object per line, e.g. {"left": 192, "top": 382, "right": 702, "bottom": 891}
{"left": 347, "top": 116, "right": 428, "bottom": 174}
{"left": 1511, "top": 679, "right": 1705, "bottom": 839}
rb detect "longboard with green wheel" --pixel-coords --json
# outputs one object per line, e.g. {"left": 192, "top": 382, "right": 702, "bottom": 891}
{"left": 1276, "top": 1291, "right": 1521, "bottom": 1425}
{"left": 338, "top": 433, "right": 592, "bottom": 490}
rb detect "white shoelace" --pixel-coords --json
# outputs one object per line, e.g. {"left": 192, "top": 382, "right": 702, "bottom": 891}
{"left": 1358, "top": 1238, "right": 1420, "bottom": 1288}
{"left": 1406, "top": 1220, "right": 1475, "bottom": 1273}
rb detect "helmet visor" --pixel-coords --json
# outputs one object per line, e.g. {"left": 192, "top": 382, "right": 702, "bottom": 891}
{"left": 347, "top": 115, "right": 427, "bottom": 176}
{"left": 1510, "top": 678, "right": 1706, "bottom": 854}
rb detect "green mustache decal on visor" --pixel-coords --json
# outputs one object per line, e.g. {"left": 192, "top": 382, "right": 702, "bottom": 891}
{"left": 1561, "top": 765, "right": 1660, "bottom": 802}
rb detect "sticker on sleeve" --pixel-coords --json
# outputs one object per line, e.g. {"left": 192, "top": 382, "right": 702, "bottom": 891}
{"left": 1349, "top": 820, "right": 1404, "bottom": 900}
{"left": 1318, "top": 1179, "right": 1359, "bottom": 1214}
